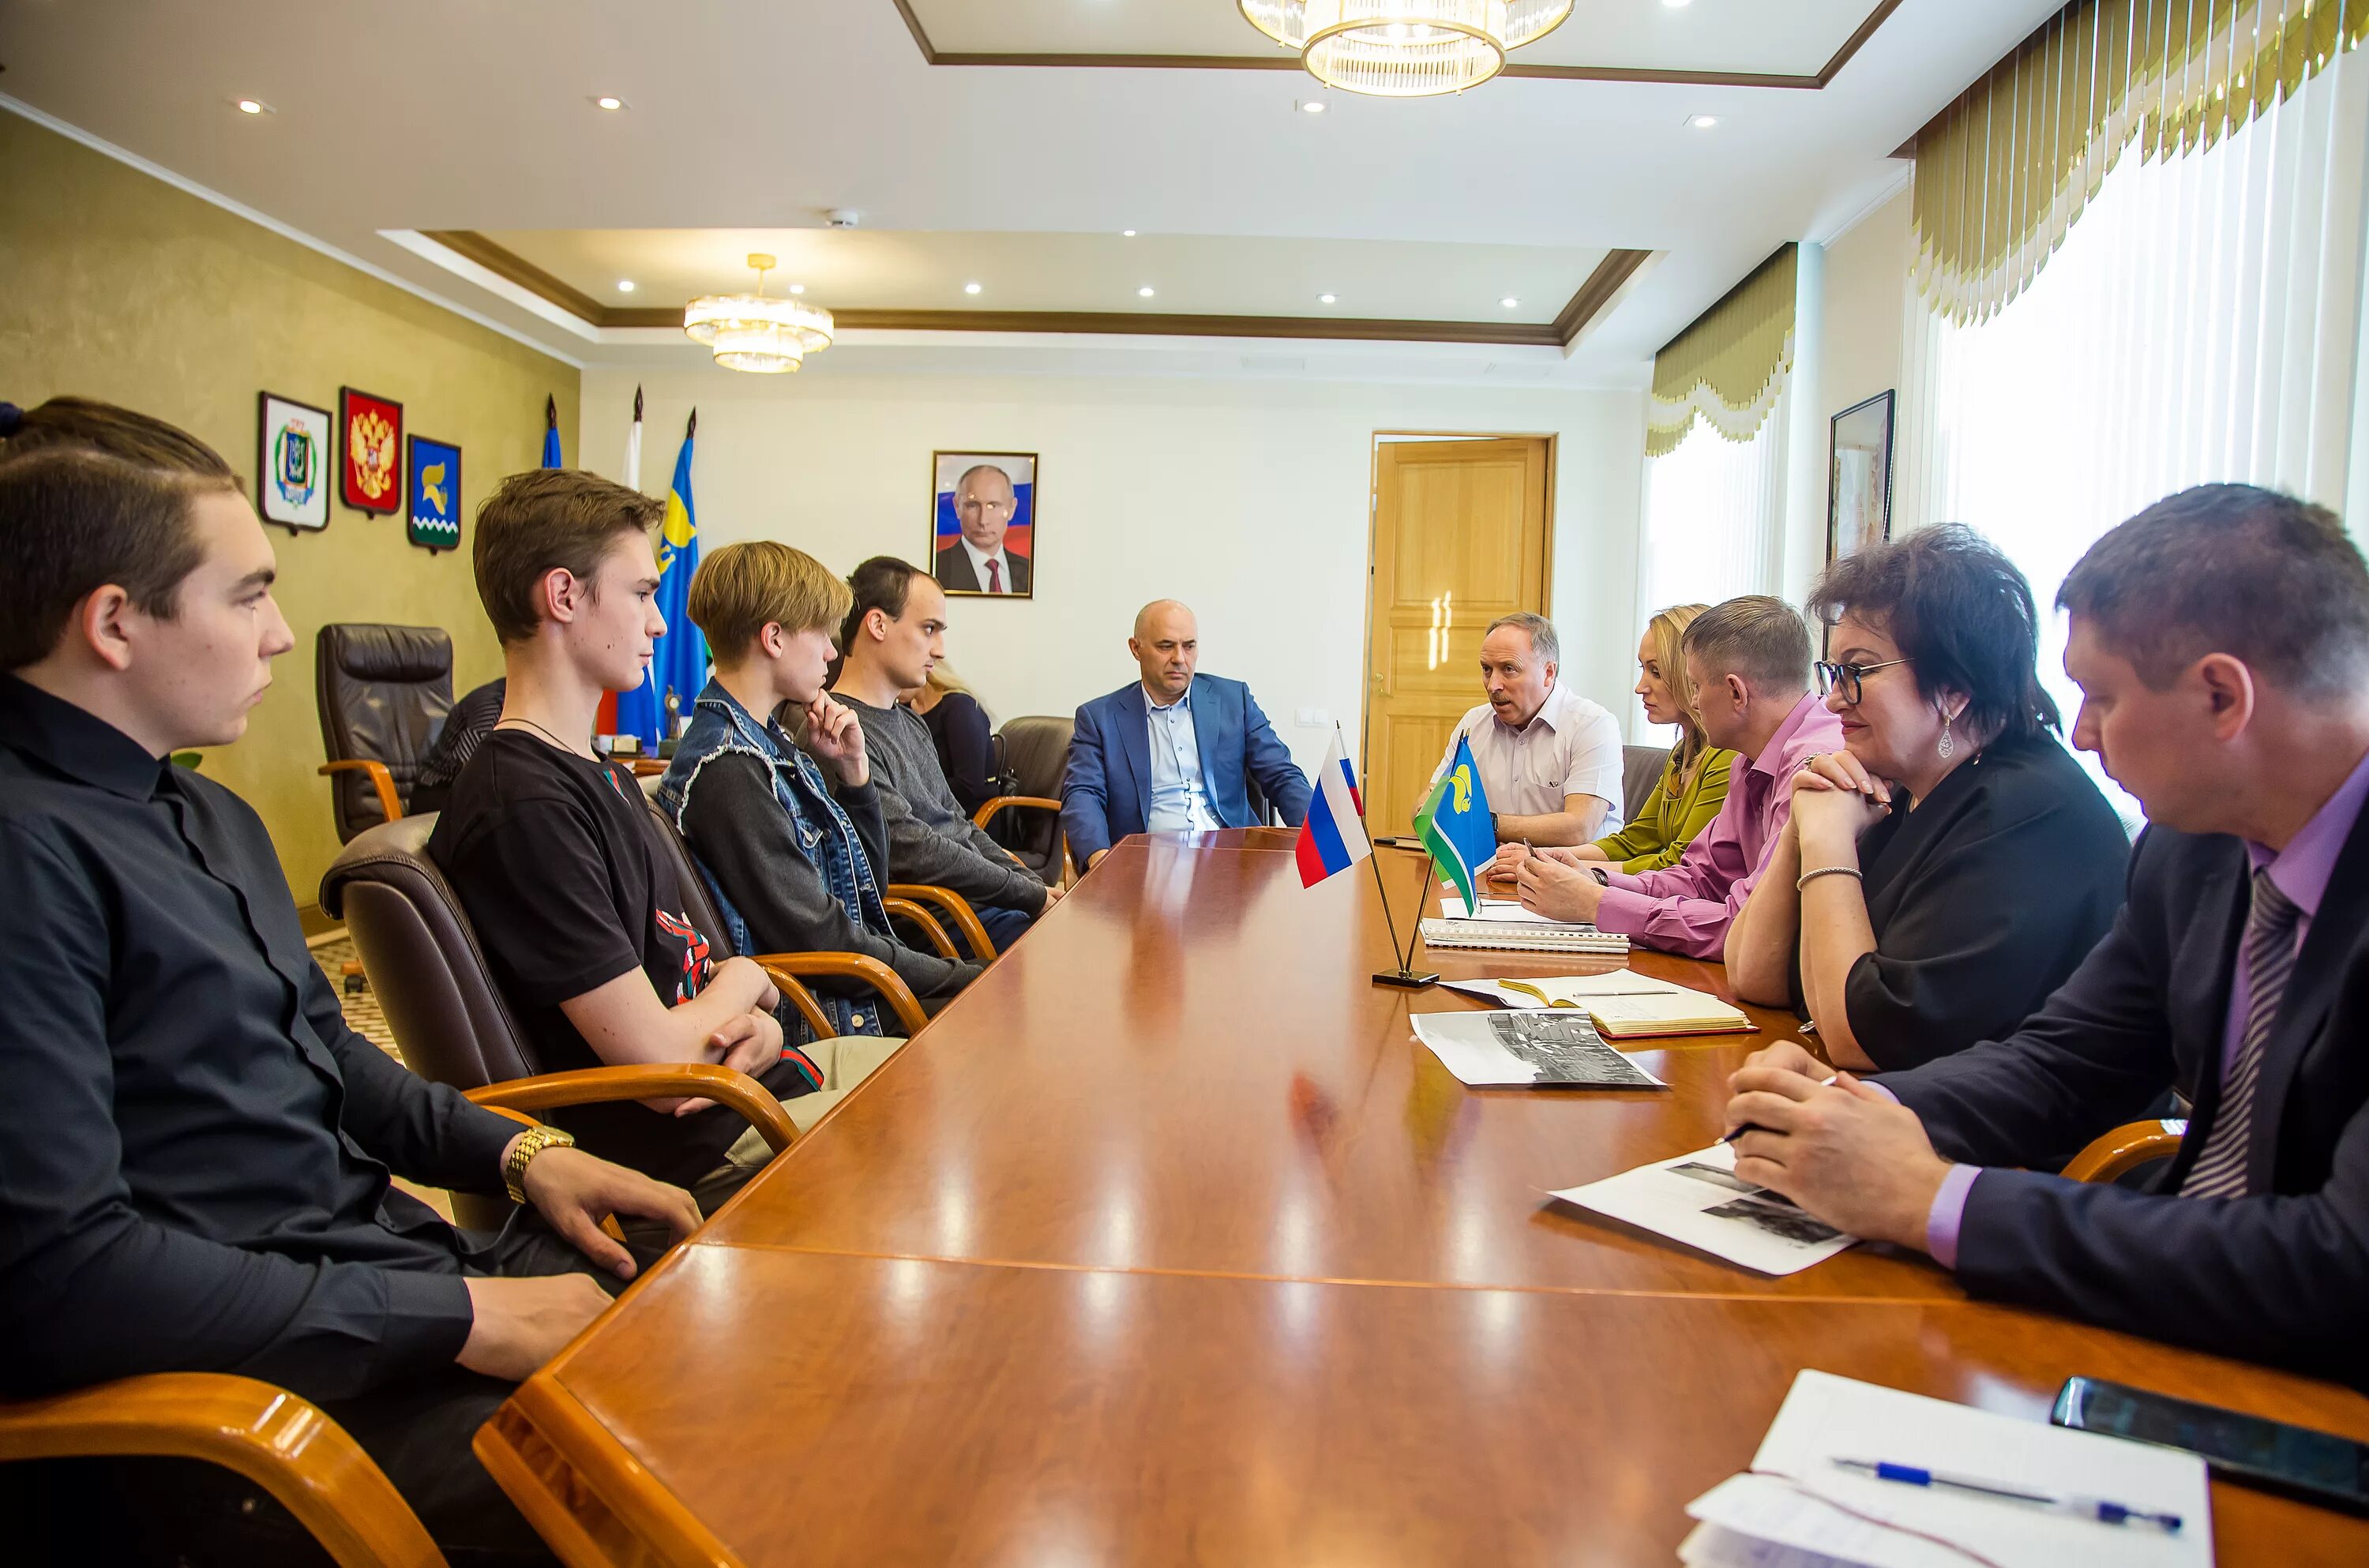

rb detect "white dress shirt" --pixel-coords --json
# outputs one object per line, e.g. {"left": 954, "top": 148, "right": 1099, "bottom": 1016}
{"left": 1432, "top": 685, "right": 1625, "bottom": 835}
{"left": 960, "top": 537, "right": 1015, "bottom": 594}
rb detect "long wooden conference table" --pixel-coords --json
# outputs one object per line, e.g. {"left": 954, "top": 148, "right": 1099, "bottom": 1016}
{"left": 480, "top": 830, "right": 2369, "bottom": 1566}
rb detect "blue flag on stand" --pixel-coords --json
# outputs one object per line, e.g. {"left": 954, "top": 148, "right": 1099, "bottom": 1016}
{"left": 542, "top": 395, "right": 562, "bottom": 468}
{"left": 1415, "top": 734, "right": 1496, "bottom": 914}
{"left": 614, "top": 411, "right": 705, "bottom": 748}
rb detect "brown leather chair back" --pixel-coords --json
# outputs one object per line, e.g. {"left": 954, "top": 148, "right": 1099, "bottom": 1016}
{"left": 319, "top": 814, "right": 538, "bottom": 1093}
{"left": 316, "top": 625, "right": 455, "bottom": 842}
{"left": 1621, "top": 743, "right": 1672, "bottom": 823}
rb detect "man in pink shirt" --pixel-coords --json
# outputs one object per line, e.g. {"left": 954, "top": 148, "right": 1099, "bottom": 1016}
{"left": 1511, "top": 596, "right": 1843, "bottom": 958}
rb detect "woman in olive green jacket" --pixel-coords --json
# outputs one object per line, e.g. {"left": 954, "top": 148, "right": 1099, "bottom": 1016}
{"left": 1580, "top": 604, "right": 1734, "bottom": 874}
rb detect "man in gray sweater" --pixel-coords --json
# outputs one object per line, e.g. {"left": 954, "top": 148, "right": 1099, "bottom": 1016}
{"left": 820, "top": 557, "right": 1057, "bottom": 955}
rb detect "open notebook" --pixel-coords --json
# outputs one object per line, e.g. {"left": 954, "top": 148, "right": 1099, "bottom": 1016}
{"left": 1444, "top": 973, "right": 1754, "bottom": 1037}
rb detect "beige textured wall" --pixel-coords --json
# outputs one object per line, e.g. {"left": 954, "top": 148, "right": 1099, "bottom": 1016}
{"left": 1819, "top": 183, "right": 1911, "bottom": 429}
{"left": 1, "top": 110, "right": 578, "bottom": 913}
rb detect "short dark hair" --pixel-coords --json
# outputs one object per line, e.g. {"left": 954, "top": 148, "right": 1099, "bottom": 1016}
{"left": 472, "top": 468, "right": 663, "bottom": 645}
{"left": 0, "top": 395, "right": 237, "bottom": 480}
{"left": 2056, "top": 484, "right": 2369, "bottom": 696}
{"left": 0, "top": 449, "right": 231, "bottom": 670}
{"left": 1681, "top": 595, "right": 1811, "bottom": 692}
{"left": 1811, "top": 523, "right": 2058, "bottom": 745}
{"left": 839, "top": 555, "right": 929, "bottom": 653}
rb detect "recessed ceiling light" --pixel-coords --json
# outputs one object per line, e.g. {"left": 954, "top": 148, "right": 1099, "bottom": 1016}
{"left": 1688, "top": 113, "right": 1721, "bottom": 129}
{"left": 788, "top": 283, "right": 805, "bottom": 295}
{"left": 593, "top": 95, "right": 626, "bottom": 111}
{"left": 234, "top": 97, "right": 272, "bottom": 115}
{"left": 1139, "top": 286, "right": 1156, "bottom": 298}
{"left": 1500, "top": 297, "right": 1520, "bottom": 309}
{"left": 1299, "top": 99, "right": 1327, "bottom": 114}
{"left": 1319, "top": 293, "right": 1338, "bottom": 305}
{"left": 617, "top": 279, "right": 636, "bottom": 293}
{"left": 963, "top": 281, "right": 982, "bottom": 295}
{"left": 1121, "top": 229, "right": 1137, "bottom": 237}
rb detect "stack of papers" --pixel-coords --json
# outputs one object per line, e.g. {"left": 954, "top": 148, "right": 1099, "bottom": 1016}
{"left": 1444, "top": 972, "right": 1755, "bottom": 1037}
{"left": 1423, "top": 897, "right": 1630, "bottom": 954}
{"left": 1548, "top": 1143, "right": 1857, "bottom": 1275}
{"left": 1681, "top": 1371, "right": 2212, "bottom": 1568}
{"left": 1411, "top": 1009, "right": 1668, "bottom": 1090}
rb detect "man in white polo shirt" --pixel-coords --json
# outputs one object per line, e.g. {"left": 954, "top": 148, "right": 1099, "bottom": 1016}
{"left": 1431, "top": 611, "right": 1624, "bottom": 849}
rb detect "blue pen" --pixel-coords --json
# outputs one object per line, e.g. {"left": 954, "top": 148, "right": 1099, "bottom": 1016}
{"left": 1832, "top": 1457, "right": 2183, "bottom": 1532}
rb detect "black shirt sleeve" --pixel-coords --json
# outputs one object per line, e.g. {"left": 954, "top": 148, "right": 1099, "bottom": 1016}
{"left": 932, "top": 695, "right": 997, "bottom": 814}
{"left": 301, "top": 957, "right": 516, "bottom": 1195}
{"left": 0, "top": 820, "right": 475, "bottom": 1403}
{"left": 680, "top": 754, "right": 978, "bottom": 1003}
{"left": 443, "top": 790, "right": 647, "bottom": 1007}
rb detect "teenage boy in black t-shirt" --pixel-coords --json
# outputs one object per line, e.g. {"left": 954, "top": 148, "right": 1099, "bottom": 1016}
{"left": 431, "top": 469, "right": 815, "bottom": 1197}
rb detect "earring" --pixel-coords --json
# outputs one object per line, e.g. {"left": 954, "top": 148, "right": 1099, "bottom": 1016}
{"left": 1937, "top": 711, "right": 1955, "bottom": 761}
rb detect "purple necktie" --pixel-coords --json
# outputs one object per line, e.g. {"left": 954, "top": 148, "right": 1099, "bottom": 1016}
{"left": 986, "top": 559, "right": 1003, "bottom": 593}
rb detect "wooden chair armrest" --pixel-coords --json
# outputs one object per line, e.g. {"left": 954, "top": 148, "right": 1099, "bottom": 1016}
{"left": 2062, "top": 1118, "right": 2188, "bottom": 1184}
{"left": 766, "top": 970, "right": 838, "bottom": 1041}
{"left": 317, "top": 759, "right": 404, "bottom": 824}
{"left": 753, "top": 952, "right": 929, "bottom": 1036}
{"left": 885, "top": 883, "right": 996, "bottom": 961}
{"left": 464, "top": 1063, "right": 797, "bottom": 1156}
{"left": 882, "top": 896, "right": 959, "bottom": 960}
{"left": 0, "top": 1372, "right": 445, "bottom": 1568}
{"left": 971, "top": 793, "right": 1061, "bottom": 831}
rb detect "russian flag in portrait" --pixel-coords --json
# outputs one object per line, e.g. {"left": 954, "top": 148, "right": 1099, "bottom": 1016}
{"left": 1295, "top": 733, "right": 1372, "bottom": 888}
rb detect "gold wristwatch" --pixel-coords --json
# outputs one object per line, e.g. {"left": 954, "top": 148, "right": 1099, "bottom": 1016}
{"left": 502, "top": 1124, "right": 576, "bottom": 1204}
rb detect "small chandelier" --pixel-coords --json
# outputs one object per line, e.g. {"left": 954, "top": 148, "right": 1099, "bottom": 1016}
{"left": 683, "top": 253, "right": 834, "bottom": 374}
{"left": 1240, "top": 0, "right": 1571, "bottom": 97}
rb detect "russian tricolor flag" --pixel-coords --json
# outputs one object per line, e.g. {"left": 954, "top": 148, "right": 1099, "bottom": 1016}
{"left": 1296, "top": 733, "right": 1373, "bottom": 888}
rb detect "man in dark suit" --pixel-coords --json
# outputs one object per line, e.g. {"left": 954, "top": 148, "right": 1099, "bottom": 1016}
{"left": 1722, "top": 483, "right": 2369, "bottom": 1387}
{"left": 1063, "top": 599, "right": 1312, "bottom": 870}
{"left": 932, "top": 463, "right": 1031, "bottom": 595}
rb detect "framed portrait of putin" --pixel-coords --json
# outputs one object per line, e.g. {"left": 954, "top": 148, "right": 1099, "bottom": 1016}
{"left": 930, "top": 451, "right": 1037, "bottom": 598}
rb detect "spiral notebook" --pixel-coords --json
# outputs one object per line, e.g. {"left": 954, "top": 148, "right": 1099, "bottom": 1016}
{"left": 1418, "top": 917, "right": 1631, "bottom": 955}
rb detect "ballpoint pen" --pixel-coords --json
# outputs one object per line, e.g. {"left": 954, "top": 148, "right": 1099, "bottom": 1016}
{"left": 1830, "top": 1457, "right": 2184, "bottom": 1532}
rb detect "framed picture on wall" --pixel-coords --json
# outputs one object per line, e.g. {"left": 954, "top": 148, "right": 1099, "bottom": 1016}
{"left": 407, "top": 434, "right": 461, "bottom": 553}
{"left": 340, "top": 386, "right": 404, "bottom": 515}
{"left": 929, "top": 450, "right": 1037, "bottom": 598}
{"left": 1826, "top": 390, "right": 1895, "bottom": 563}
{"left": 255, "top": 392, "right": 332, "bottom": 533}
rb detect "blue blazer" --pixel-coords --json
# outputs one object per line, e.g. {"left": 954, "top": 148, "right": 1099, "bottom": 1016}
{"left": 1062, "top": 674, "right": 1312, "bottom": 865}
{"left": 1881, "top": 815, "right": 2369, "bottom": 1389}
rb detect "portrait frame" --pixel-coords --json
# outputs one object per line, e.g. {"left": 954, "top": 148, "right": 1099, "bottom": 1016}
{"left": 255, "top": 391, "right": 332, "bottom": 534}
{"left": 339, "top": 386, "right": 404, "bottom": 516}
{"left": 929, "top": 449, "right": 1038, "bottom": 599}
{"left": 406, "top": 434, "right": 462, "bottom": 554}
{"left": 1826, "top": 389, "right": 1895, "bottom": 565}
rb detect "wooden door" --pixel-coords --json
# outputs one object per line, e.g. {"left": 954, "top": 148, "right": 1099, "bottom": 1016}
{"left": 1362, "top": 437, "right": 1552, "bottom": 834}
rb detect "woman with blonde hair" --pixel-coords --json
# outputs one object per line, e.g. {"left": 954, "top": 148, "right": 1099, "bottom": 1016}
{"left": 1571, "top": 604, "right": 1736, "bottom": 873}
{"left": 903, "top": 658, "right": 1001, "bottom": 814}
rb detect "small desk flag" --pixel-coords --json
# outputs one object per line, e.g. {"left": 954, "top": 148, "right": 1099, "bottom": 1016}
{"left": 1416, "top": 735, "right": 1495, "bottom": 913}
{"left": 613, "top": 410, "right": 706, "bottom": 748}
{"left": 1295, "top": 733, "right": 1372, "bottom": 887}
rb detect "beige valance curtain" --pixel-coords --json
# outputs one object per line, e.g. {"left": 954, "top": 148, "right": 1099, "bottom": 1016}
{"left": 1913, "top": 0, "right": 2369, "bottom": 325}
{"left": 1644, "top": 244, "right": 1796, "bottom": 458}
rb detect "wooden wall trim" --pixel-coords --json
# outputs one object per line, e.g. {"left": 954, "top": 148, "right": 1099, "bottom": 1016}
{"left": 888, "top": 0, "right": 1904, "bottom": 92}
{"left": 422, "top": 232, "right": 1654, "bottom": 349}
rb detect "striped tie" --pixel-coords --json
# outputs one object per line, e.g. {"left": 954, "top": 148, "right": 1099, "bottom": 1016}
{"left": 2181, "top": 868, "right": 2302, "bottom": 1200}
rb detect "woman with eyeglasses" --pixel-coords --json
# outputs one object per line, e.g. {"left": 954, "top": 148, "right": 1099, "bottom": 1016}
{"left": 1723, "top": 524, "right": 2129, "bottom": 1071}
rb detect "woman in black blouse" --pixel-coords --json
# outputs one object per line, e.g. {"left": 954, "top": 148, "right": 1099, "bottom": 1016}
{"left": 903, "top": 662, "right": 1001, "bottom": 815}
{"left": 1725, "top": 524, "right": 2131, "bottom": 1071}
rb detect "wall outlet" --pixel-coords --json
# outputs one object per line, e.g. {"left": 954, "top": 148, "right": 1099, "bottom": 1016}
{"left": 1295, "top": 706, "right": 1331, "bottom": 729}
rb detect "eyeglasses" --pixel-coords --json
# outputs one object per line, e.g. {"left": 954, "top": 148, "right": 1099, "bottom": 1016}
{"left": 1815, "top": 657, "right": 1913, "bottom": 706}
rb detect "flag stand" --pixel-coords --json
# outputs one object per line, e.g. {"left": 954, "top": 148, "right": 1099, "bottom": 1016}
{"left": 1368, "top": 842, "right": 1437, "bottom": 990}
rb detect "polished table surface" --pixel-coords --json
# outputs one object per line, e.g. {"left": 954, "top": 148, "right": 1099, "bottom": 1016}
{"left": 485, "top": 831, "right": 2369, "bottom": 1566}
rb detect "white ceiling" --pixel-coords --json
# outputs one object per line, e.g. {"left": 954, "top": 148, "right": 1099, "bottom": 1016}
{"left": 0, "top": 0, "right": 2058, "bottom": 385}
{"left": 910, "top": 0, "right": 1880, "bottom": 76}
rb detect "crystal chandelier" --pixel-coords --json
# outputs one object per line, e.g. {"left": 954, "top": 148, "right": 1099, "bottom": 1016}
{"left": 1240, "top": 0, "right": 1571, "bottom": 96}
{"left": 683, "top": 253, "right": 834, "bottom": 373}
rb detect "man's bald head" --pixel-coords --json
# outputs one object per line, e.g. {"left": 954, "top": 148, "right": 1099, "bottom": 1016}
{"left": 952, "top": 464, "right": 1016, "bottom": 553}
{"left": 1129, "top": 599, "right": 1199, "bottom": 703}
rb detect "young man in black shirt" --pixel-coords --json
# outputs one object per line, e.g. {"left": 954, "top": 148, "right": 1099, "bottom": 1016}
{"left": 0, "top": 403, "right": 700, "bottom": 1565}
{"left": 431, "top": 468, "right": 813, "bottom": 1196}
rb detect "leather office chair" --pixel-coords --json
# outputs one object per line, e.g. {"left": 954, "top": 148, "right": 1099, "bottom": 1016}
{"left": 1620, "top": 743, "right": 1670, "bottom": 824}
{"left": 316, "top": 625, "right": 456, "bottom": 842}
{"left": 319, "top": 816, "right": 802, "bottom": 1230}
{"left": 979, "top": 714, "right": 1076, "bottom": 884}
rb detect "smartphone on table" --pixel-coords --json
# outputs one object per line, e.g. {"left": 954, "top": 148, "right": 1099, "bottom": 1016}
{"left": 2052, "top": 1376, "right": 2369, "bottom": 1516}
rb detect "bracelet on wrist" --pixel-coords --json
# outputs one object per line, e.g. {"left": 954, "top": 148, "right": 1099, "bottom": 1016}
{"left": 1796, "top": 865, "right": 1864, "bottom": 891}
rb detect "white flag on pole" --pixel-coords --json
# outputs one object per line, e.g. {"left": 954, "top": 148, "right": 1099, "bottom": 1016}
{"left": 623, "top": 384, "right": 644, "bottom": 491}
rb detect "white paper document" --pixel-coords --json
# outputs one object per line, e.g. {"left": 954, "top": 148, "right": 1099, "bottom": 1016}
{"left": 1684, "top": 1371, "right": 2213, "bottom": 1568}
{"left": 1410, "top": 1009, "right": 1667, "bottom": 1089}
{"left": 1547, "top": 1142, "right": 1856, "bottom": 1274}
{"left": 1437, "top": 893, "right": 1571, "bottom": 925}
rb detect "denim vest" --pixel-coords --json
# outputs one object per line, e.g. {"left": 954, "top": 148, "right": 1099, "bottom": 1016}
{"left": 659, "top": 680, "right": 892, "bottom": 1038}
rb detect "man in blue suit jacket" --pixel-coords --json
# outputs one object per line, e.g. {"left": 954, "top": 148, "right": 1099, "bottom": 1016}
{"left": 1064, "top": 600, "right": 1312, "bottom": 869}
{"left": 1721, "top": 485, "right": 2369, "bottom": 1388}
